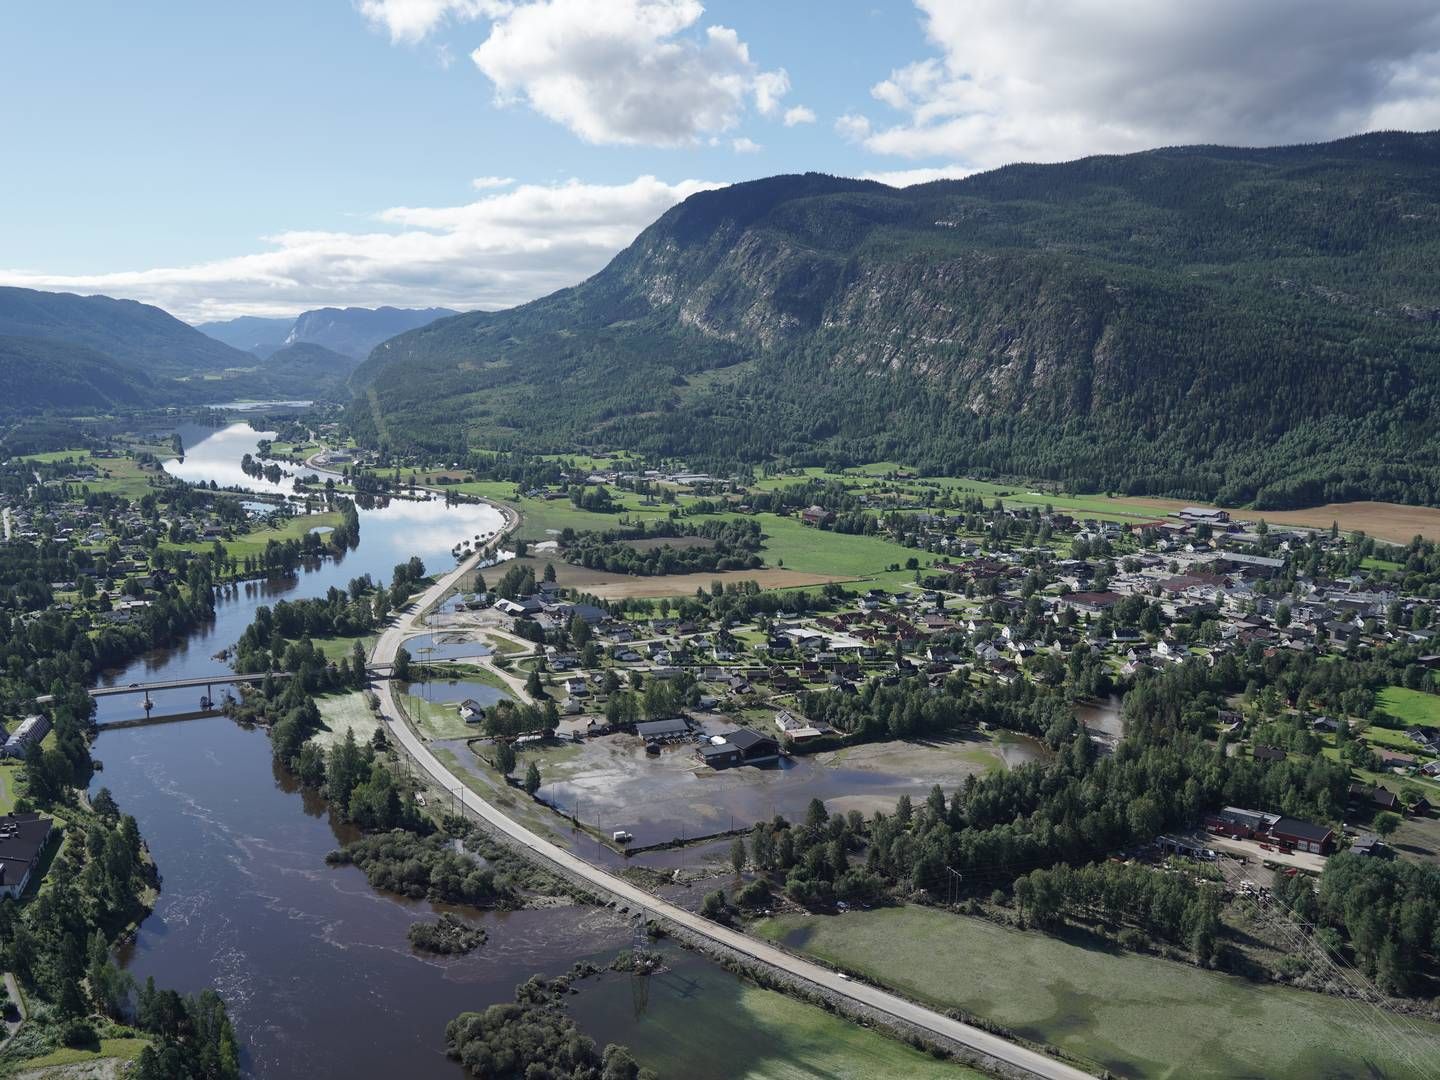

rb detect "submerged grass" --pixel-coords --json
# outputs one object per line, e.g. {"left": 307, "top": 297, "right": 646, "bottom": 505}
{"left": 753, "top": 906, "right": 1440, "bottom": 1080}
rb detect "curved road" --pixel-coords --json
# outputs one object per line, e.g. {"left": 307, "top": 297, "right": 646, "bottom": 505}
{"left": 371, "top": 539, "right": 1092, "bottom": 1080}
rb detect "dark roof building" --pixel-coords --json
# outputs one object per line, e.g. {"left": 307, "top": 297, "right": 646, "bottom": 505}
{"left": 0, "top": 814, "right": 52, "bottom": 898}
{"left": 726, "top": 728, "right": 780, "bottom": 762}
{"left": 1270, "top": 817, "right": 1335, "bottom": 855}
{"left": 636, "top": 718, "right": 689, "bottom": 741}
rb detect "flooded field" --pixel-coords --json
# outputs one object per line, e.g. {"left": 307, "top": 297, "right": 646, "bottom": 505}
{"left": 506, "top": 726, "right": 1048, "bottom": 846}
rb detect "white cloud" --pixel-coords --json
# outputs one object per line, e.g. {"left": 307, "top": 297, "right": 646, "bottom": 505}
{"left": 731, "top": 136, "right": 761, "bottom": 153}
{"left": 859, "top": 164, "right": 973, "bottom": 187}
{"left": 834, "top": 112, "right": 871, "bottom": 141}
{"left": 471, "top": 175, "right": 517, "bottom": 189}
{"left": 468, "top": 0, "right": 788, "bottom": 145}
{"left": 857, "top": 0, "right": 1440, "bottom": 169}
{"left": 0, "top": 176, "right": 717, "bottom": 323}
{"left": 356, "top": 0, "right": 506, "bottom": 44}
{"left": 752, "top": 70, "right": 790, "bottom": 116}
{"left": 782, "top": 105, "right": 815, "bottom": 126}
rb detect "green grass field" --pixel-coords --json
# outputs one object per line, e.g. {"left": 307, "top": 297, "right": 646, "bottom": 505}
{"left": 0, "top": 763, "right": 20, "bottom": 815}
{"left": 754, "top": 907, "right": 1440, "bottom": 1080}
{"left": 308, "top": 632, "right": 375, "bottom": 663}
{"left": 573, "top": 952, "right": 981, "bottom": 1080}
{"left": 753, "top": 514, "right": 924, "bottom": 578}
{"left": 1378, "top": 687, "right": 1440, "bottom": 729}
{"left": 313, "top": 691, "right": 381, "bottom": 751}
{"left": 22, "top": 449, "right": 163, "bottom": 500}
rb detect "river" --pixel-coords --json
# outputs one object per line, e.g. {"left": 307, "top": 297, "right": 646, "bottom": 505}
{"left": 89, "top": 421, "right": 632, "bottom": 1077}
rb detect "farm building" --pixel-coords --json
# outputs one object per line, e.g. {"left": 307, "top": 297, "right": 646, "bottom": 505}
{"left": 695, "top": 727, "right": 781, "bottom": 769}
{"left": 636, "top": 718, "right": 689, "bottom": 742}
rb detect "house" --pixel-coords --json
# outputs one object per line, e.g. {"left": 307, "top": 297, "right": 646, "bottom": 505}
{"left": 1349, "top": 783, "right": 1399, "bottom": 812}
{"left": 1062, "top": 591, "right": 1122, "bottom": 615}
{"left": 774, "top": 709, "right": 831, "bottom": 743}
{"left": 1350, "top": 832, "right": 1388, "bottom": 858}
{"left": 0, "top": 814, "right": 52, "bottom": 898}
{"left": 458, "top": 699, "right": 485, "bottom": 722}
{"left": 1375, "top": 749, "right": 1417, "bottom": 771}
{"left": 1252, "top": 744, "right": 1287, "bottom": 763}
{"left": 799, "top": 505, "right": 830, "bottom": 527}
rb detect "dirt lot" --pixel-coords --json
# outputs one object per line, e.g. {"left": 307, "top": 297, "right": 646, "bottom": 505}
{"left": 1121, "top": 496, "right": 1440, "bottom": 544}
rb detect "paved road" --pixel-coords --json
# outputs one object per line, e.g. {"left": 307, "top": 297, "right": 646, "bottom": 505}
{"left": 37, "top": 670, "right": 292, "bottom": 704}
{"left": 370, "top": 543, "right": 1093, "bottom": 1080}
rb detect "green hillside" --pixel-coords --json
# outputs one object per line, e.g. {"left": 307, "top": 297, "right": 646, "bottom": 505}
{"left": 351, "top": 131, "right": 1440, "bottom": 509}
{"left": 0, "top": 335, "right": 188, "bottom": 414}
{"left": 0, "top": 286, "right": 251, "bottom": 378}
{"left": 256, "top": 341, "right": 363, "bottom": 398}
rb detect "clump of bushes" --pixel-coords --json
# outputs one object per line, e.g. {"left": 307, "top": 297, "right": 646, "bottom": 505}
{"left": 408, "top": 913, "right": 487, "bottom": 955}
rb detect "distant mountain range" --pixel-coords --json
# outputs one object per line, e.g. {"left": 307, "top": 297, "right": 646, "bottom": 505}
{"left": 351, "top": 130, "right": 1440, "bottom": 509}
{"left": 0, "top": 287, "right": 429, "bottom": 414}
{"left": 197, "top": 306, "right": 458, "bottom": 360}
{"left": 0, "top": 286, "right": 249, "bottom": 381}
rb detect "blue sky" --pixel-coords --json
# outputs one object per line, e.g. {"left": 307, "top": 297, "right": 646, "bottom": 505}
{"left": 3, "top": 1, "right": 1439, "bottom": 321}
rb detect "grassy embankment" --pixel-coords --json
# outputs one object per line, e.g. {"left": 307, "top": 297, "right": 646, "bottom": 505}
{"left": 754, "top": 906, "right": 1440, "bottom": 1080}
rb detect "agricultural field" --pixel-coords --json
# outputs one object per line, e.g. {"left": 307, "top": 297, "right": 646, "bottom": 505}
{"left": 754, "top": 907, "right": 1440, "bottom": 1080}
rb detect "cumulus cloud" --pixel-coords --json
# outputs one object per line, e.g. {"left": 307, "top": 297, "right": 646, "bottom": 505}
{"left": 0, "top": 176, "right": 716, "bottom": 323}
{"left": 856, "top": 0, "right": 1440, "bottom": 169}
{"left": 782, "top": 105, "right": 816, "bottom": 126}
{"left": 468, "top": 1, "right": 790, "bottom": 146}
{"left": 357, "top": 0, "right": 506, "bottom": 44}
{"left": 471, "top": 175, "right": 517, "bottom": 189}
{"left": 731, "top": 136, "right": 761, "bottom": 153}
{"left": 834, "top": 112, "right": 871, "bottom": 141}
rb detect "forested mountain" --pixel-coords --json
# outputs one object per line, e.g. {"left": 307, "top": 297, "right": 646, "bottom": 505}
{"left": 255, "top": 341, "right": 363, "bottom": 397}
{"left": 352, "top": 131, "right": 1440, "bottom": 509}
{"left": 0, "top": 286, "right": 250, "bottom": 379}
{"left": 194, "top": 315, "right": 293, "bottom": 356}
{"left": 198, "top": 306, "right": 457, "bottom": 360}
{"left": 0, "top": 335, "right": 182, "bottom": 413}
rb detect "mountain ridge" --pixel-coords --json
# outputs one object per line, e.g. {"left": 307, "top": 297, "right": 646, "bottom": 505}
{"left": 0, "top": 286, "right": 252, "bottom": 378}
{"left": 198, "top": 306, "right": 459, "bottom": 360}
{"left": 350, "top": 130, "right": 1440, "bottom": 508}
